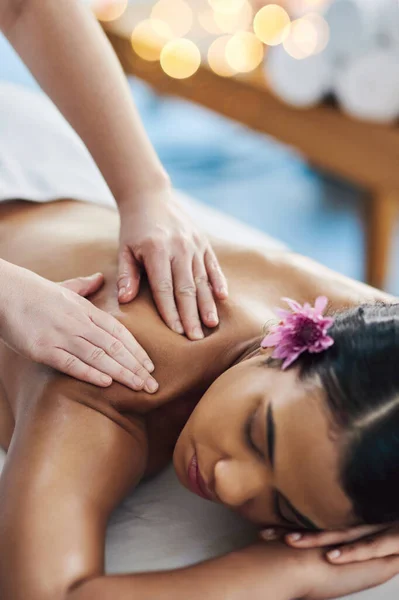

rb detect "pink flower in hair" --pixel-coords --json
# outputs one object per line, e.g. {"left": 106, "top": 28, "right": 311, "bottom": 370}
{"left": 261, "top": 296, "right": 334, "bottom": 370}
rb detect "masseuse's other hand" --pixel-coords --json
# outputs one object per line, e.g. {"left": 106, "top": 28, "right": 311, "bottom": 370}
{"left": 117, "top": 189, "right": 228, "bottom": 340}
{"left": 277, "top": 522, "right": 399, "bottom": 565}
{"left": 0, "top": 261, "right": 157, "bottom": 392}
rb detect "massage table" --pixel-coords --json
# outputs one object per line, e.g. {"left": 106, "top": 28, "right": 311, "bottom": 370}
{"left": 0, "top": 81, "right": 397, "bottom": 600}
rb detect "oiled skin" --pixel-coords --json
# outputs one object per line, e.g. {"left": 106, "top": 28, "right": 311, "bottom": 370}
{"left": 0, "top": 199, "right": 389, "bottom": 600}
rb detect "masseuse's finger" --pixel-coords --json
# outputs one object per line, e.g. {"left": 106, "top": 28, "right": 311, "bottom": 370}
{"left": 71, "top": 337, "right": 157, "bottom": 393}
{"left": 144, "top": 249, "right": 184, "bottom": 335}
{"left": 172, "top": 251, "right": 203, "bottom": 341}
{"left": 89, "top": 305, "right": 155, "bottom": 374}
{"left": 204, "top": 247, "right": 228, "bottom": 300}
{"left": 50, "top": 348, "right": 113, "bottom": 387}
{"left": 117, "top": 245, "right": 141, "bottom": 304}
{"left": 283, "top": 524, "right": 386, "bottom": 549}
{"left": 78, "top": 328, "right": 158, "bottom": 392}
{"left": 325, "top": 526, "right": 399, "bottom": 564}
{"left": 193, "top": 253, "right": 219, "bottom": 330}
{"left": 59, "top": 272, "right": 104, "bottom": 297}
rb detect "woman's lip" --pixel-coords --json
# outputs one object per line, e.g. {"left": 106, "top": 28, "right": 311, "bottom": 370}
{"left": 187, "top": 453, "right": 213, "bottom": 501}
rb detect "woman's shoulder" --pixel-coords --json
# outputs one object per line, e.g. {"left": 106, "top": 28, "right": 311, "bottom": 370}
{"left": 38, "top": 369, "right": 196, "bottom": 480}
{"left": 276, "top": 251, "right": 396, "bottom": 310}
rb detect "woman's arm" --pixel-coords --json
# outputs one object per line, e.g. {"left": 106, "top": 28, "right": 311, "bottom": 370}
{"left": 0, "top": 386, "right": 148, "bottom": 600}
{"left": 0, "top": 380, "right": 305, "bottom": 600}
{"left": 0, "top": 384, "right": 396, "bottom": 600}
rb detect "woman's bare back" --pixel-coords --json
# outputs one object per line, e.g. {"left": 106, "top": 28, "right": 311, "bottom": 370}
{"left": 0, "top": 198, "right": 387, "bottom": 474}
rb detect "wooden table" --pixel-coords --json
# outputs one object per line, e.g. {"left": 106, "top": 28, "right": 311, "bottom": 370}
{"left": 103, "top": 6, "right": 399, "bottom": 290}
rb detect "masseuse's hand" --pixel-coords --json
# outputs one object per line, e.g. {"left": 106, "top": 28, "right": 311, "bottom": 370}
{"left": 276, "top": 522, "right": 399, "bottom": 565}
{"left": 117, "top": 189, "right": 228, "bottom": 340}
{"left": 0, "top": 260, "right": 157, "bottom": 392}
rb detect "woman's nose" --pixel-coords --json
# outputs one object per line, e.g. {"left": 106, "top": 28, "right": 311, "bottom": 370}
{"left": 213, "top": 458, "right": 266, "bottom": 508}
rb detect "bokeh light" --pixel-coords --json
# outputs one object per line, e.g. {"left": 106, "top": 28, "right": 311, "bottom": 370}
{"left": 213, "top": 0, "right": 253, "bottom": 34}
{"left": 131, "top": 19, "right": 173, "bottom": 62}
{"left": 151, "top": 0, "right": 193, "bottom": 38}
{"left": 225, "top": 32, "right": 264, "bottom": 73}
{"left": 283, "top": 17, "right": 318, "bottom": 59}
{"left": 299, "top": 0, "right": 329, "bottom": 9}
{"left": 208, "top": 0, "right": 247, "bottom": 15}
{"left": 91, "top": 0, "right": 128, "bottom": 22}
{"left": 198, "top": 8, "right": 223, "bottom": 34}
{"left": 302, "top": 12, "right": 330, "bottom": 55}
{"left": 207, "top": 36, "right": 238, "bottom": 77}
{"left": 160, "top": 39, "right": 201, "bottom": 79}
{"left": 253, "top": 4, "right": 291, "bottom": 46}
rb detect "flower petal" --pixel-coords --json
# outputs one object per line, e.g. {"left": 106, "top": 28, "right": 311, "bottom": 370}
{"left": 281, "top": 349, "right": 304, "bottom": 370}
{"left": 321, "top": 317, "right": 334, "bottom": 329}
{"left": 322, "top": 336, "right": 334, "bottom": 349}
{"left": 282, "top": 297, "right": 302, "bottom": 313}
{"left": 261, "top": 332, "right": 282, "bottom": 347}
{"left": 275, "top": 308, "right": 291, "bottom": 320}
{"left": 314, "top": 296, "right": 328, "bottom": 315}
{"left": 303, "top": 303, "right": 313, "bottom": 316}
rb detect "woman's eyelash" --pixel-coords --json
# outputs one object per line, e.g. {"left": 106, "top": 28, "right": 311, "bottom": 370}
{"left": 245, "top": 411, "right": 263, "bottom": 458}
{"left": 274, "top": 492, "right": 296, "bottom": 527}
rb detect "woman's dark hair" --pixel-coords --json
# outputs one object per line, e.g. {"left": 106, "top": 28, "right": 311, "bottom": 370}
{"left": 296, "top": 302, "right": 399, "bottom": 525}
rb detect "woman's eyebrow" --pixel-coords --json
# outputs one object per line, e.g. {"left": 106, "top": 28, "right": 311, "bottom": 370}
{"left": 266, "top": 404, "right": 321, "bottom": 532}
{"left": 266, "top": 403, "right": 275, "bottom": 467}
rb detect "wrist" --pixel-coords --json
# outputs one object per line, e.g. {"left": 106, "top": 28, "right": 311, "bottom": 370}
{"left": 116, "top": 170, "right": 172, "bottom": 213}
{"left": 292, "top": 549, "right": 325, "bottom": 600}
{"left": 226, "top": 544, "right": 310, "bottom": 600}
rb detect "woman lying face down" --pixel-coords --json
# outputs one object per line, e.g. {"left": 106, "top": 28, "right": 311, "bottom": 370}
{"left": 0, "top": 198, "right": 398, "bottom": 600}
{"left": 175, "top": 301, "right": 399, "bottom": 534}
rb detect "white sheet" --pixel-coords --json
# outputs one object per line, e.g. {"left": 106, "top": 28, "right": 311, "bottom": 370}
{"left": 0, "top": 81, "right": 397, "bottom": 599}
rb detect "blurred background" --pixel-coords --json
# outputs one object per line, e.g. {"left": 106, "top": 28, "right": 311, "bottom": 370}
{"left": 1, "top": 0, "right": 399, "bottom": 291}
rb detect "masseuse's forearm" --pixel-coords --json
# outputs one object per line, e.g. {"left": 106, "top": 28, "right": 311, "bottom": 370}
{"left": 0, "top": 259, "right": 15, "bottom": 326}
{"left": 1, "top": 0, "right": 169, "bottom": 206}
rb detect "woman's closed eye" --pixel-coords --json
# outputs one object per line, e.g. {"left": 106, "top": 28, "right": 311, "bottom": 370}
{"left": 245, "top": 408, "right": 264, "bottom": 459}
{"left": 274, "top": 492, "right": 300, "bottom": 528}
{"left": 244, "top": 408, "right": 311, "bottom": 530}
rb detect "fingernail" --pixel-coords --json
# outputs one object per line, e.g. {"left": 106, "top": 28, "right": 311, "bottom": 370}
{"left": 174, "top": 321, "right": 184, "bottom": 334}
{"left": 207, "top": 312, "right": 219, "bottom": 325}
{"left": 133, "top": 375, "right": 144, "bottom": 388}
{"left": 101, "top": 374, "right": 112, "bottom": 385}
{"left": 144, "top": 360, "right": 155, "bottom": 373}
{"left": 327, "top": 549, "right": 341, "bottom": 561}
{"left": 192, "top": 327, "right": 204, "bottom": 340}
{"left": 218, "top": 285, "right": 228, "bottom": 297}
{"left": 145, "top": 378, "right": 158, "bottom": 393}
{"left": 287, "top": 533, "right": 303, "bottom": 542}
{"left": 260, "top": 528, "right": 277, "bottom": 541}
{"left": 118, "top": 287, "right": 126, "bottom": 298}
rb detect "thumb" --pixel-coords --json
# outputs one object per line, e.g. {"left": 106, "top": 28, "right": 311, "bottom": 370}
{"left": 59, "top": 272, "right": 104, "bottom": 297}
{"left": 117, "top": 247, "right": 141, "bottom": 304}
